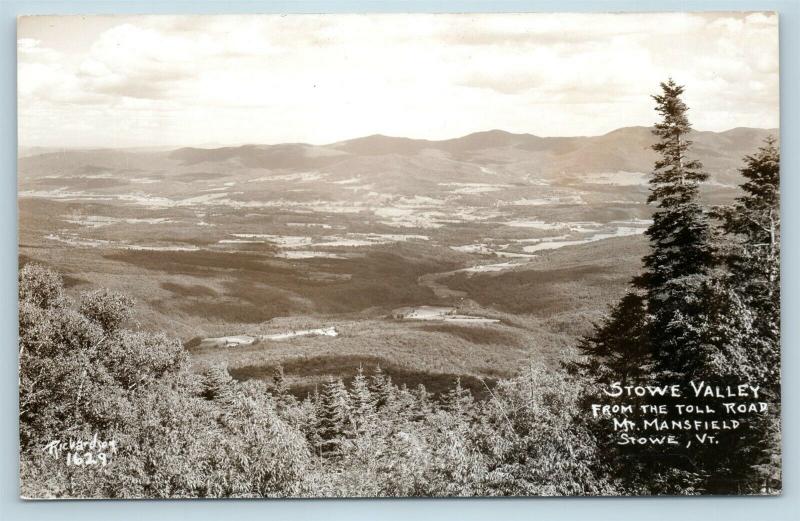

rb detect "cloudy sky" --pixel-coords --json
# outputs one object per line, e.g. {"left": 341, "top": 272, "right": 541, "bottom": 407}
{"left": 18, "top": 13, "right": 779, "bottom": 149}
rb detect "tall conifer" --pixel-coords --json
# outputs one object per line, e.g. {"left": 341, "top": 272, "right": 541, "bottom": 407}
{"left": 315, "top": 377, "right": 351, "bottom": 456}
{"left": 635, "top": 79, "right": 715, "bottom": 377}
{"left": 720, "top": 137, "right": 780, "bottom": 383}
{"left": 349, "top": 367, "right": 375, "bottom": 435}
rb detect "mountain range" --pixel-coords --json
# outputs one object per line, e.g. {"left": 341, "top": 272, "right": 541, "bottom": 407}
{"left": 19, "top": 126, "right": 777, "bottom": 203}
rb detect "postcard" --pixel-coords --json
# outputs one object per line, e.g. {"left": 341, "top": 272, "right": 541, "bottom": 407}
{"left": 17, "top": 13, "right": 780, "bottom": 498}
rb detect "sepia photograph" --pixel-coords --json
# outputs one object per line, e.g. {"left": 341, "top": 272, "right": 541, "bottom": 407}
{"left": 17, "top": 12, "right": 781, "bottom": 499}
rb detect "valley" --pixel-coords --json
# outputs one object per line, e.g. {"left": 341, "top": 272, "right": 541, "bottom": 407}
{"left": 18, "top": 126, "right": 774, "bottom": 397}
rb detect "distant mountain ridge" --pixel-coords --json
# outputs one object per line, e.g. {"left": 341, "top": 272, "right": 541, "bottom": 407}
{"left": 163, "top": 126, "right": 777, "bottom": 180}
{"left": 20, "top": 126, "right": 778, "bottom": 192}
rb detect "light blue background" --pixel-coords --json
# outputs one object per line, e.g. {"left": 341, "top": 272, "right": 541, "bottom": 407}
{"left": 1, "top": 1, "right": 798, "bottom": 519}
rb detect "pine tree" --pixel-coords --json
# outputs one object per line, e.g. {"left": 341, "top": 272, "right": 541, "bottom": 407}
{"left": 635, "top": 78, "right": 716, "bottom": 378}
{"left": 304, "top": 387, "right": 324, "bottom": 453}
{"left": 442, "top": 378, "right": 475, "bottom": 418}
{"left": 411, "top": 384, "right": 433, "bottom": 421}
{"left": 368, "top": 366, "right": 395, "bottom": 410}
{"left": 201, "top": 365, "right": 237, "bottom": 406}
{"left": 314, "top": 377, "right": 351, "bottom": 456}
{"left": 270, "top": 364, "right": 297, "bottom": 411}
{"left": 719, "top": 137, "right": 780, "bottom": 384}
{"left": 714, "top": 137, "right": 782, "bottom": 493}
{"left": 389, "top": 384, "right": 418, "bottom": 422}
{"left": 349, "top": 366, "right": 375, "bottom": 435}
{"left": 568, "top": 81, "right": 771, "bottom": 494}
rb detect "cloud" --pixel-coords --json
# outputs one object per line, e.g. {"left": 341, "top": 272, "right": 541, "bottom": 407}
{"left": 72, "top": 23, "right": 206, "bottom": 100}
{"left": 435, "top": 12, "right": 708, "bottom": 48}
{"left": 17, "top": 13, "right": 779, "bottom": 148}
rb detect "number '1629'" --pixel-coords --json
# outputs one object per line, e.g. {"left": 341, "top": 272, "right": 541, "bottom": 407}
{"left": 65, "top": 451, "right": 108, "bottom": 466}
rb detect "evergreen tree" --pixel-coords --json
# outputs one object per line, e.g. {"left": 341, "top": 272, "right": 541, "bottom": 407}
{"left": 272, "top": 364, "right": 289, "bottom": 395}
{"left": 349, "top": 366, "right": 375, "bottom": 435}
{"left": 442, "top": 378, "right": 475, "bottom": 418}
{"left": 201, "top": 365, "right": 237, "bottom": 406}
{"left": 635, "top": 78, "right": 716, "bottom": 378}
{"left": 411, "top": 384, "right": 433, "bottom": 421}
{"left": 714, "top": 137, "right": 782, "bottom": 492}
{"left": 369, "top": 366, "right": 395, "bottom": 410}
{"left": 567, "top": 81, "right": 776, "bottom": 494}
{"left": 304, "top": 388, "right": 324, "bottom": 453}
{"left": 270, "top": 364, "right": 297, "bottom": 411}
{"left": 389, "top": 384, "right": 418, "bottom": 423}
{"left": 719, "top": 136, "right": 781, "bottom": 384}
{"left": 315, "top": 377, "right": 351, "bottom": 456}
